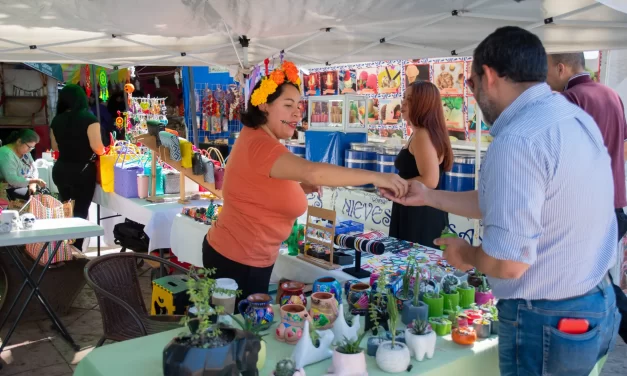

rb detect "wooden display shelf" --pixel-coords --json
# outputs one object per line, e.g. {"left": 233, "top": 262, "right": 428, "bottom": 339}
{"left": 135, "top": 134, "right": 223, "bottom": 201}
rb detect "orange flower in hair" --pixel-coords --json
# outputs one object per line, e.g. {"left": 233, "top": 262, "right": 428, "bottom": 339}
{"left": 270, "top": 69, "right": 285, "bottom": 85}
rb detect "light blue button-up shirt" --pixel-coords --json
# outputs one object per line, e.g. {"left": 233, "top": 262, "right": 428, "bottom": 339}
{"left": 479, "top": 83, "right": 617, "bottom": 300}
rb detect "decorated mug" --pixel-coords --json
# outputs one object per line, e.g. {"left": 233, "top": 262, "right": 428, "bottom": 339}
{"left": 238, "top": 293, "right": 274, "bottom": 327}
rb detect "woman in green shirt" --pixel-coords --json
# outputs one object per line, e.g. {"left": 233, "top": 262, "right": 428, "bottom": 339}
{"left": 0, "top": 129, "right": 46, "bottom": 200}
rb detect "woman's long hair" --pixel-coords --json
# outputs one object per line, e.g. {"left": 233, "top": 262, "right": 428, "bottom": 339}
{"left": 406, "top": 81, "right": 454, "bottom": 172}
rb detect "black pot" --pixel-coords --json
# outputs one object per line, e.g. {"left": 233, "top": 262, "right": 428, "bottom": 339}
{"left": 163, "top": 327, "right": 260, "bottom": 376}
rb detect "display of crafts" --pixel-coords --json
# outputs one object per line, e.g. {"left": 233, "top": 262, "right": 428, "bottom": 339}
{"left": 181, "top": 202, "right": 222, "bottom": 225}
{"left": 201, "top": 84, "right": 243, "bottom": 134}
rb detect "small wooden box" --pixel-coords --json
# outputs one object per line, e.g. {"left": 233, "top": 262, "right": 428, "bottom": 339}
{"left": 151, "top": 274, "right": 191, "bottom": 315}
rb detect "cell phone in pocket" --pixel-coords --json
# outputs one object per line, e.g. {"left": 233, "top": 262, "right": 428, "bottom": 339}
{"left": 557, "top": 318, "right": 589, "bottom": 334}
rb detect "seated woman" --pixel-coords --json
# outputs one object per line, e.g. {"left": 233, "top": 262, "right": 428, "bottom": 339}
{"left": 0, "top": 129, "right": 46, "bottom": 200}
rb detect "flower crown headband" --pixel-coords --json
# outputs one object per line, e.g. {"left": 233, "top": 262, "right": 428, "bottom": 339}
{"left": 250, "top": 59, "right": 301, "bottom": 107}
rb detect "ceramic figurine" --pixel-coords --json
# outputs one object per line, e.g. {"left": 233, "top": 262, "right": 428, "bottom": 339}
{"left": 292, "top": 320, "right": 334, "bottom": 369}
{"left": 331, "top": 304, "right": 360, "bottom": 342}
{"left": 309, "top": 292, "right": 338, "bottom": 330}
{"left": 275, "top": 304, "right": 311, "bottom": 345}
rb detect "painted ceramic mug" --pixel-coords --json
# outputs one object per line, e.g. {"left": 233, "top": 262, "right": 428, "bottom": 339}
{"left": 313, "top": 276, "right": 342, "bottom": 305}
{"left": 275, "top": 304, "right": 311, "bottom": 344}
{"left": 347, "top": 282, "right": 371, "bottom": 316}
{"left": 279, "top": 281, "right": 307, "bottom": 307}
{"left": 238, "top": 293, "right": 274, "bottom": 327}
{"left": 309, "top": 292, "right": 338, "bottom": 330}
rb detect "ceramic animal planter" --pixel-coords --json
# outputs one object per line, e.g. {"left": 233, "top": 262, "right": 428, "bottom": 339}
{"left": 238, "top": 293, "right": 274, "bottom": 327}
{"left": 276, "top": 304, "right": 311, "bottom": 344}
{"left": 326, "top": 349, "right": 368, "bottom": 376}
{"left": 405, "top": 328, "right": 436, "bottom": 362}
{"left": 313, "top": 276, "right": 343, "bottom": 305}
{"left": 331, "top": 304, "right": 360, "bottom": 342}
{"left": 375, "top": 341, "right": 411, "bottom": 373}
{"left": 279, "top": 281, "right": 307, "bottom": 307}
{"left": 309, "top": 292, "right": 338, "bottom": 330}
{"left": 292, "top": 320, "right": 334, "bottom": 369}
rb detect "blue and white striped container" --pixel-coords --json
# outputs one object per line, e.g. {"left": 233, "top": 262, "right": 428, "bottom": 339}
{"left": 286, "top": 141, "right": 306, "bottom": 158}
{"left": 376, "top": 145, "right": 401, "bottom": 174}
{"left": 443, "top": 152, "right": 476, "bottom": 192}
{"left": 345, "top": 143, "right": 377, "bottom": 191}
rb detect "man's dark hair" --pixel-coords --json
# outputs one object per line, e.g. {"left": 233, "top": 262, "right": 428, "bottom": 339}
{"left": 550, "top": 52, "right": 586, "bottom": 70}
{"left": 473, "top": 26, "right": 547, "bottom": 83}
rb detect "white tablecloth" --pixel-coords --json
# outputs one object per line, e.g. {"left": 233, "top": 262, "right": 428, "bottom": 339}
{"left": 169, "top": 214, "right": 208, "bottom": 266}
{"left": 91, "top": 185, "right": 214, "bottom": 252}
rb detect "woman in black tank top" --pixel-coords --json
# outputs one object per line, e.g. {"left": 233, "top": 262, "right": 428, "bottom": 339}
{"left": 389, "top": 82, "right": 453, "bottom": 248}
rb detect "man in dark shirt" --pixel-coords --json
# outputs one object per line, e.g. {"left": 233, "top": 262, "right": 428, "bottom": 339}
{"left": 547, "top": 52, "right": 627, "bottom": 341}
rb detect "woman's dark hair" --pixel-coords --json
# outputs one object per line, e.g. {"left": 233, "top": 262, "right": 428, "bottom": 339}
{"left": 473, "top": 26, "right": 547, "bottom": 83}
{"left": 107, "top": 90, "right": 126, "bottom": 117}
{"left": 406, "top": 81, "right": 454, "bottom": 172}
{"left": 5, "top": 129, "right": 40, "bottom": 145}
{"left": 241, "top": 81, "right": 300, "bottom": 129}
{"left": 57, "top": 84, "right": 89, "bottom": 114}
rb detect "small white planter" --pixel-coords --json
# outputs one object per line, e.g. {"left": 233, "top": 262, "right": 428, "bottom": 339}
{"left": 292, "top": 320, "right": 334, "bottom": 369}
{"left": 325, "top": 349, "right": 368, "bottom": 376}
{"left": 404, "top": 328, "right": 436, "bottom": 361}
{"left": 331, "top": 304, "right": 360, "bottom": 342}
{"left": 375, "top": 341, "right": 410, "bottom": 373}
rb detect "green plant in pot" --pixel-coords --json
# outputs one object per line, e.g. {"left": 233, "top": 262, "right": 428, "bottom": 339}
{"left": 487, "top": 305, "right": 499, "bottom": 335}
{"left": 405, "top": 319, "right": 436, "bottom": 361}
{"left": 458, "top": 281, "right": 476, "bottom": 308}
{"left": 475, "top": 276, "right": 494, "bottom": 305}
{"left": 449, "top": 305, "right": 469, "bottom": 327}
{"left": 428, "top": 317, "right": 452, "bottom": 336}
{"left": 375, "top": 289, "right": 411, "bottom": 373}
{"left": 272, "top": 358, "right": 306, "bottom": 376}
{"left": 230, "top": 314, "right": 273, "bottom": 370}
{"left": 401, "top": 266, "right": 429, "bottom": 325}
{"left": 422, "top": 288, "right": 444, "bottom": 318}
{"left": 472, "top": 317, "right": 492, "bottom": 339}
{"left": 163, "top": 268, "right": 261, "bottom": 376}
{"left": 367, "top": 272, "right": 389, "bottom": 356}
{"left": 328, "top": 332, "right": 369, "bottom": 375}
{"left": 441, "top": 275, "right": 460, "bottom": 313}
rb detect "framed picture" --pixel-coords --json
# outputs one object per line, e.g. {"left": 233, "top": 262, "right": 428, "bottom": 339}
{"left": 441, "top": 96, "right": 464, "bottom": 130}
{"left": 377, "top": 65, "right": 402, "bottom": 94}
{"left": 304, "top": 73, "right": 320, "bottom": 96}
{"left": 433, "top": 61, "right": 464, "bottom": 95}
{"left": 321, "top": 71, "right": 339, "bottom": 95}
{"left": 339, "top": 69, "right": 357, "bottom": 94}
{"left": 404, "top": 62, "right": 430, "bottom": 86}
{"left": 356, "top": 67, "right": 378, "bottom": 94}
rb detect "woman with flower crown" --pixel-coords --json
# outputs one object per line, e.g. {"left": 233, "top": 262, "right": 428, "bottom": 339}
{"left": 203, "top": 61, "right": 409, "bottom": 300}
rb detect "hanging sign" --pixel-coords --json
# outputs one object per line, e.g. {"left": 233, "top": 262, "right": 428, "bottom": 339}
{"left": 23, "top": 63, "right": 63, "bottom": 82}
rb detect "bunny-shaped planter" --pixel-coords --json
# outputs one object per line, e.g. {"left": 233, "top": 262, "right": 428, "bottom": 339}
{"left": 292, "top": 320, "right": 334, "bottom": 369}
{"left": 331, "top": 304, "right": 360, "bottom": 342}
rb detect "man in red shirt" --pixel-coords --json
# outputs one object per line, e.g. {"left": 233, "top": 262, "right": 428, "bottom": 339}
{"left": 547, "top": 52, "right": 627, "bottom": 341}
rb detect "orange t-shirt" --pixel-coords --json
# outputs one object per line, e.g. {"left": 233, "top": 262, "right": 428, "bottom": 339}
{"left": 207, "top": 127, "right": 308, "bottom": 267}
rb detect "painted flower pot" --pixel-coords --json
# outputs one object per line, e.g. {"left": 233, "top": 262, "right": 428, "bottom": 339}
{"left": 344, "top": 279, "right": 360, "bottom": 300}
{"left": 309, "top": 292, "right": 338, "bottom": 330}
{"left": 279, "top": 281, "right": 307, "bottom": 307}
{"left": 347, "top": 283, "right": 370, "bottom": 316}
{"left": 465, "top": 309, "right": 483, "bottom": 323}
{"left": 367, "top": 336, "right": 386, "bottom": 357}
{"left": 238, "top": 293, "right": 274, "bottom": 327}
{"left": 375, "top": 341, "right": 411, "bottom": 373}
{"left": 475, "top": 290, "right": 494, "bottom": 306}
{"left": 313, "top": 276, "right": 342, "bottom": 305}
{"left": 402, "top": 300, "right": 429, "bottom": 325}
{"left": 275, "top": 304, "right": 311, "bottom": 344}
{"left": 327, "top": 349, "right": 368, "bottom": 375}
{"left": 458, "top": 286, "right": 476, "bottom": 308}
{"left": 473, "top": 319, "right": 492, "bottom": 338}
{"left": 457, "top": 316, "right": 469, "bottom": 327}
{"left": 429, "top": 318, "right": 452, "bottom": 336}
{"left": 405, "top": 328, "right": 436, "bottom": 361}
{"left": 422, "top": 294, "right": 444, "bottom": 318}
{"left": 442, "top": 291, "right": 460, "bottom": 313}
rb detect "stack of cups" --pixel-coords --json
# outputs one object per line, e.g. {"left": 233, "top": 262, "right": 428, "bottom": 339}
{"left": 212, "top": 278, "right": 238, "bottom": 315}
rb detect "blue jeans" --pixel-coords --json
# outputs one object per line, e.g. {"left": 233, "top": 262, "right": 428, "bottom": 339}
{"left": 497, "top": 275, "right": 621, "bottom": 375}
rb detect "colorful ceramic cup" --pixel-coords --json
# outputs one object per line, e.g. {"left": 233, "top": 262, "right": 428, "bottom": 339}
{"left": 313, "top": 277, "right": 342, "bottom": 305}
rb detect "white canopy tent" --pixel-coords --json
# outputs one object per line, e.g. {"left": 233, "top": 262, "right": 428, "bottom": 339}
{"left": 0, "top": 0, "right": 626, "bottom": 70}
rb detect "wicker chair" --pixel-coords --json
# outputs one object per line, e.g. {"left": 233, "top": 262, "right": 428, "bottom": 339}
{"left": 84, "top": 253, "right": 195, "bottom": 347}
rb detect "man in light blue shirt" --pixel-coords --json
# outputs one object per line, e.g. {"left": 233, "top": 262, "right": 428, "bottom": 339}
{"left": 383, "top": 26, "right": 620, "bottom": 375}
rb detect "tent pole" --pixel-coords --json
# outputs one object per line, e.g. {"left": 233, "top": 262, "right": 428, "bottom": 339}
{"left": 222, "top": 19, "right": 243, "bottom": 69}
{"left": 187, "top": 66, "right": 199, "bottom": 147}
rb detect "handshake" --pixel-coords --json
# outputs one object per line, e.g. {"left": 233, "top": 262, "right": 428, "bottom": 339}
{"left": 373, "top": 173, "right": 428, "bottom": 207}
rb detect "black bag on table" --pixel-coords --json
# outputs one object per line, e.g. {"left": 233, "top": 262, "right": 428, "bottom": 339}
{"left": 113, "top": 219, "right": 150, "bottom": 253}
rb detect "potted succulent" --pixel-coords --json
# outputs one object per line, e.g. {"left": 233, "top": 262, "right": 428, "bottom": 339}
{"left": 405, "top": 319, "right": 436, "bottom": 362}
{"left": 375, "top": 289, "right": 411, "bottom": 373}
{"left": 366, "top": 273, "right": 388, "bottom": 356}
{"left": 230, "top": 314, "right": 272, "bottom": 370}
{"left": 441, "top": 275, "right": 460, "bottom": 313}
{"left": 402, "top": 266, "right": 429, "bottom": 325}
{"left": 292, "top": 319, "right": 334, "bottom": 369}
{"left": 458, "top": 281, "right": 476, "bottom": 308}
{"left": 473, "top": 317, "right": 492, "bottom": 339}
{"left": 475, "top": 276, "right": 494, "bottom": 305}
{"left": 428, "top": 317, "right": 452, "bottom": 336}
{"left": 465, "top": 303, "right": 483, "bottom": 323}
{"left": 486, "top": 305, "right": 499, "bottom": 335}
{"left": 422, "top": 290, "right": 444, "bottom": 318}
{"left": 451, "top": 319, "right": 477, "bottom": 346}
{"left": 395, "top": 261, "right": 415, "bottom": 311}
{"left": 163, "top": 268, "right": 261, "bottom": 376}
{"left": 328, "top": 332, "right": 368, "bottom": 375}
{"left": 272, "top": 358, "right": 306, "bottom": 376}
{"left": 448, "top": 306, "right": 468, "bottom": 328}
{"left": 467, "top": 269, "right": 484, "bottom": 288}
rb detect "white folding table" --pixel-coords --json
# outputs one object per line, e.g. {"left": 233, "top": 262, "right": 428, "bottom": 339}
{"left": 0, "top": 218, "right": 103, "bottom": 363}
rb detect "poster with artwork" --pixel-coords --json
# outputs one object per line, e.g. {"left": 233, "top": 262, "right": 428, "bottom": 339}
{"left": 441, "top": 96, "right": 464, "bottom": 130}
{"left": 466, "top": 61, "right": 474, "bottom": 96}
{"left": 321, "top": 71, "right": 338, "bottom": 95}
{"left": 339, "top": 69, "right": 357, "bottom": 94}
{"left": 300, "top": 99, "right": 309, "bottom": 130}
{"left": 433, "top": 62, "right": 464, "bottom": 95}
{"left": 404, "top": 62, "right": 430, "bottom": 86}
{"left": 466, "top": 96, "right": 489, "bottom": 132}
{"left": 378, "top": 65, "right": 402, "bottom": 94}
{"left": 304, "top": 73, "right": 320, "bottom": 96}
{"left": 368, "top": 127, "right": 404, "bottom": 139}
{"left": 356, "top": 67, "right": 378, "bottom": 94}
{"left": 367, "top": 98, "right": 380, "bottom": 124}
{"left": 379, "top": 98, "right": 403, "bottom": 125}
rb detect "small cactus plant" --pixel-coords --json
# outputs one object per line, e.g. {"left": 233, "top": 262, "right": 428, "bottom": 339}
{"left": 442, "top": 275, "right": 459, "bottom": 294}
{"left": 274, "top": 358, "right": 297, "bottom": 376}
